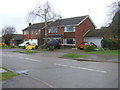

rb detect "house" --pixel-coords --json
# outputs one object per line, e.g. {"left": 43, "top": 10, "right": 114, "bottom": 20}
{"left": 10, "top": 34, "right": 23, "bottom": 46}
{"left": 22, "top": 15, "right": 96, "bottom": 47}
{"left": 84, "top": 27, "right": 113, "bottom": 48}
{"left": 23, "top": 22, "right": 48, "bottom": 45}
{"left": 46, "top": 15, "right": 96, "bottom": 47}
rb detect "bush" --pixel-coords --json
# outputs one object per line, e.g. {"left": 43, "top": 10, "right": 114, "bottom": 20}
{"left": 0, "top": 43, "right": 8, "bottom": 48}
{"left": 48, "top": 46, "right": 54, "bottom": 51}
{"left": 84, "top": 45, "right": 95, "bottom": 52}
{"left": 35, "top": 46, "right": 39, "bottom": 49}
{"left": 101, "top": 39, "right": 118, "bottom": 50}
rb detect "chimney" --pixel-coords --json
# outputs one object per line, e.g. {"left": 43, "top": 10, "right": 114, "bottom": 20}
{"left": 29, "top": 23, "right": 32, "bottom": 26}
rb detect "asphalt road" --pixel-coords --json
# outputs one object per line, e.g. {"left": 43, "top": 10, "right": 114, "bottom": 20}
{"left": 1, "top": 50, "right": 118, "bottom": 88}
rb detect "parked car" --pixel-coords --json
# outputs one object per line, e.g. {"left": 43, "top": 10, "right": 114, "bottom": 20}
{"left": 78, "top": 42, "right": 97, "bottom": 49}
{"left": 45, "top": 40, "right": 61, "bottom": 49}
{"left": 25, "top": 45, "right": 38, "bottom": 50}
{"left": 19, "top": 40, "right": 38, "bottom": 48}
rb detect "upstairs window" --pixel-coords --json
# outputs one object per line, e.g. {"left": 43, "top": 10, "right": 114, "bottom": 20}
{"left": 24, "top": 31, "right": 29, "bottom": 35}
{"left": 64, "top": 26, "right": 75, "bottom": 32}
{"left": 48, "top": 27, "right": 58, "bottom": 33}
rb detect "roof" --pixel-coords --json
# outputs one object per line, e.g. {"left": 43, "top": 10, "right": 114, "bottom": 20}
{"left": 23, "top": 15, "right": 96, "bottom": 31}
{"left": 84, "top": 27, "right": 109, "bottom": 37}
{"left": 12, "top": 34, "right": 23, "bottom": 40}
{"left": 50, "top": 15, "right": 89, "bottom": 27}
{"left": 23, "top": 22, "right": 45, "bottom": 31}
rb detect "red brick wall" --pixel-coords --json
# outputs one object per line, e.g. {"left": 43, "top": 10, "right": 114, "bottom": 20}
{"left": 75, "top": 18, "right": 95, "bottom": 47}
{"left": 57, "top": 27, "right": 64, "bottom": 34}
{"left": 23, "top": 35, "right": 30, "bottom": 40}
{"left": 63, "top": 32, "right": 75, "bottom": 38}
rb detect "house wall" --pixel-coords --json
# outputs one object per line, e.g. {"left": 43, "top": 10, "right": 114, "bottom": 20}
{"left": 75, "top": 18, "right": 95, "bottom": 47}
{"left": 23, "top": 30, "right": 44, "bottom": 45}
{"left": 63, "top": 32, "right": 75, "bottom": 38}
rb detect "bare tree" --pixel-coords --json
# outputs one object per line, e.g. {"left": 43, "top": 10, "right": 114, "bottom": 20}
{"left": 2, "top": 26, "right": 17, "bottom": 45}
{"left": 106, "top": 0, "right": 120, "bottom": 38}
{"left": 27, "top": 1, "right": 61, "bottom": 37}
{"left": 108, "top": 0, "right": 120, "bottom": 22}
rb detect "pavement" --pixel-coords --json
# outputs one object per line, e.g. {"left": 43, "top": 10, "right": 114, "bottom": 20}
{"left": 33, "top": 48, "right": 119, "bottom": 63}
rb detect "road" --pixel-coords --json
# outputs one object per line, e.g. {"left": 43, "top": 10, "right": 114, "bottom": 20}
{"left": 1, "top": 50, "right": 118, "bottom": 88}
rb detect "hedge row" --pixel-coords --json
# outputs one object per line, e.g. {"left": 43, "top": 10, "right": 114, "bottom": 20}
{"left": 101, "top": 39, "right": 119, "bottom": 50}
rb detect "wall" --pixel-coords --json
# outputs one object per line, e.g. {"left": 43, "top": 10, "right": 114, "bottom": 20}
{"left": 75, "top": 18, "right": 95, "bottom": 47}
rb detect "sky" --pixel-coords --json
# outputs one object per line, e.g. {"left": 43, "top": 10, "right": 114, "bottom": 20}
{"left": 0, "top": 0, "right": 116, "bottom": 35}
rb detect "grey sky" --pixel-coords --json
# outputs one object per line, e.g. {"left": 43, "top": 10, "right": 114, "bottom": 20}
{"left": 0, "top": 0, "right": 115, "bottom": 35}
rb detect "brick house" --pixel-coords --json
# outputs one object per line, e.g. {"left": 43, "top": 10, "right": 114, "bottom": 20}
{"left": 46, "top": 15, "right": 96, "bottom": 47}
{"left": 23, "top": 15, "right": 96, "bottom": 47}
{"left": 23, "top": 22, "right": 46, "bottom": 45}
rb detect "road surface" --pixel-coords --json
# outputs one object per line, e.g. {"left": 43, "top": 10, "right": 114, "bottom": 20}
{"left": 1, "top": 50, "right": 118, "bottom": 88}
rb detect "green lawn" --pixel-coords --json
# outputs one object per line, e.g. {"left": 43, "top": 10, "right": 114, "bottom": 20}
{"left": 14, "top": 50, "right": 39, "bottom": 54}
{"left": 85, "top": 50, "right": 119, "bottom": 56}
{"left": 0, "top": 67, "right": 18, "bottom": 80}
{"left": 61, "top": 53, "right": 87, "bottom": 59}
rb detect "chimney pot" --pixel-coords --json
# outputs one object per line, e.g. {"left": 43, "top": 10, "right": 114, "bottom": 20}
{"left": 29, "top": 23, "right": 32, "bottom": 26}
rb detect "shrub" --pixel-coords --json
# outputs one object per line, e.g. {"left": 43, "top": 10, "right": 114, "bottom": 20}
{"left": 22, "top": 46, "right": 26, "bottom": 49}
{"left": 84, "top": 45, "right": 95, "bottom": 52}
{"left": 0, "top": 43, "right": 8, "bottom": 48}
{"left": 101, "top": 39, "right": 118, "bottom": 50}
{"left": 35, "top": 46, "right": 39, "bottom": 49}
{"left": 48, "top": 46, "right": 54, "bottom": 51}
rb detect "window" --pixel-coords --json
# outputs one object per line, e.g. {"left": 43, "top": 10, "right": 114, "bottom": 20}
{"left": 63, "top": 38, "right": 76, "bottom": 45}
{"left": 48, "top": 27, "right": 57, "bottom": 33}
{"left": 64, "top": 26, "right": 75, "bottom": 32}
{"left": 24, "top": 31, "right": 29, "bottom": 35}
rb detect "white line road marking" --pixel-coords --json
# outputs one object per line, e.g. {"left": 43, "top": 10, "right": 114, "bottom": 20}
{"left": 54, "top": 63, "right": 107, "bottom": 73}
{"left": 20, "top": 57, "right": 41, "bottom": 62}
{"left": 2, "top": 54, "right": 41, "bottom": 63}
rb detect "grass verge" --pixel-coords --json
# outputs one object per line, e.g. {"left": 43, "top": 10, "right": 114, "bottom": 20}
{"left": 0, "top": 67, "right": 18, "bottom": 80}
{"left": 61, "top": 53, "right": 87, "bottom": 59}
{"left": 85, "top": 50, "right": 119, "bottom": 56}
{"left": 14, "top": 50, "right": 39, "bottom": 54}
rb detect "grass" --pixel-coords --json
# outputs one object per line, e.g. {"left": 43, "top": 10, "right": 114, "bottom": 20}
{"left": 85, "top": 50, "right": 119, "bottom": 56}
{"left": 61, "top": 53, "right": 87, "bottom": 59}
{"left": 0, "top": 67, "right": 18, "bottom": 80}
{"left": 14, "top": 50, "right": 39, "bottom": 54}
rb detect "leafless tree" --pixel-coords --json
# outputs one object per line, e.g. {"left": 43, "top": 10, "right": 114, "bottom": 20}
{"left": 27, "top": 1, "right": 62, "bottom": 37}
{"left": 108, "top": 0, "right": 120, "bottom": 22}
{"left": 2, "top": 26, "right": 16, "bottom": 36}
{"left": 2, "top": 26, "right": 17, "bottom": 45}
{"left": 108, "top": 0, "right": 120, "bottom": 38}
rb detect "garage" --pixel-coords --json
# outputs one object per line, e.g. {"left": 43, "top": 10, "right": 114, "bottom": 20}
{"left": 84, "top": 37, "right": 103, "bottom": 48}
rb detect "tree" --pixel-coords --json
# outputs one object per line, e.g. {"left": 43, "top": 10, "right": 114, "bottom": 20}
{"left": 2, "top": 26, "right": 17, "bottom": 45}
{"left": 27, "top": 1, "right": 61, "bottom": 37}
{"left": 110, "top": 11, "right": 120, "bottom": 38}
{"left": 108, "top": 0, "right": 120, "bottom": 38}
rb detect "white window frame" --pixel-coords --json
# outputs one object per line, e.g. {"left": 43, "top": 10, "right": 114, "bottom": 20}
{"left": 63, "top": 38, "right": 76, "bottom": 45}
{"left": 48, "top": 27, "right": 58, "bottom": 33}
{"left": 64, "top": 26, "right": 76, "bottom": 32}
{"left": 24, "top": 31, "right": 29, "bottom": 35}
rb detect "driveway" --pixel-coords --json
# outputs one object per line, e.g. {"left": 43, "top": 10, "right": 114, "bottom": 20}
{"left": 1, "top": 49, "right": 118, "bottom": 88}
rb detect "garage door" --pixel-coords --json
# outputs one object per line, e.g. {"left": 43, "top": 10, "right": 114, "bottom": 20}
{"left": 84, "top": 37, "right": 103, "bottom": 48}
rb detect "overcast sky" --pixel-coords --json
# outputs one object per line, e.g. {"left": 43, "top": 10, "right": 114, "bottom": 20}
{"left": 0, "top": 0, "right": 115, "bottom": 34}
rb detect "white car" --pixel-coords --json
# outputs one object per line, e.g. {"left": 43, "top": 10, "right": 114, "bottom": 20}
{"left": 19, "top": 41, "right": 30, "bottom": 47}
